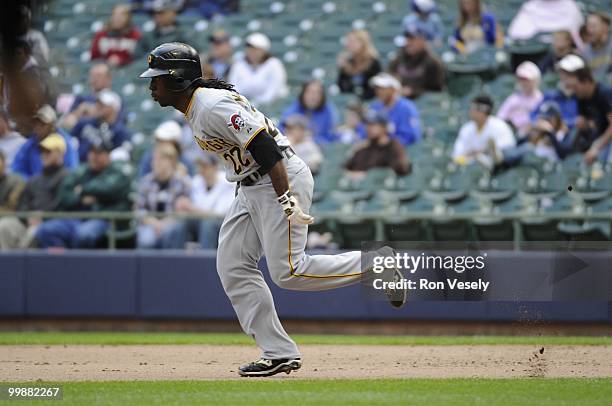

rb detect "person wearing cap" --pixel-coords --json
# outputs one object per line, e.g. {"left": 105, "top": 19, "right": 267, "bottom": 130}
{"left": 34, "top": 134, "right": 131, "bottom": 249}
{"left": 0, "top": 134, "right": 69, "bottom": 249}
{"left": 452, "top": 95, "right": 516, "bottom": 167}
{"left": 177, "top": 152, "right": 235, "bottom": 249}
{"left": 388, "top": 21, "right": 445, "bottom": 99}
{"left": 205, "top": 30, "right": 234, "bottom": 81}
{"left": 90, "top": 4, "right": 142, "bottom": 67}
{"left": 345, "top": 110, "right": 411, "bottom": 177}
{"left": 453, "top": 0, "right": 504, "bottom": 54}
{"left": 0, "top": 150, "right": 25, "bottom": 213}
{"left": 228, "top": 32, "right": 288, "bottom": 106}
{"left": 0, "top": 110, "right": 26, "bottom": 171}
{"left": 70, "top": 89, "right": 132, "bottom": 162}
{"left": 530, "top": 102, "right": 573, "bottom": 160}
{"left": 557, "top": 54, "right": 612, "bottom": 164}
{"left": 138, "top": 120, "right": 193, "bottom": 178}
{"left": 137, "top": 0, "right": 186, "bottom": 57}
{"left": 368, "top": 72, "right": 422, "bottom": 145}
{"left": 11, "top": 105, "right": 78, "bottom": 179}
{"left": 496, "top": 102, "right": 572, "bottom": 167}
{"left": 582, "top": 11, "right": 612, "bottom": 81}
{"left": 282, "top": 114, "right": 323, "bottom": 174}
{"left": 337, "top": 29, "right": 382, "bottom": 100}
{"left": 280, "top": 80, "right": 339, "bottom": 143}
{"left": 401, "top": 0, "right": 444, "bottom": 48}
{"left": 530, "top": 59, "right": 579, "bottom": 129}
{"left": 497, "top": 61, "right": 544, "bottom": 136}
{"left": 135, "top": 143, "right": 191, "bottom": 249}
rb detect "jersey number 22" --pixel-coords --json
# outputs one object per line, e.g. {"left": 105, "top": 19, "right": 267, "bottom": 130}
{"left": 223, "top": 147, "right": 251, "bottom": 174}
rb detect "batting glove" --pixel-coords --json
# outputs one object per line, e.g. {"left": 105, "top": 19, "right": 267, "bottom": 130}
{"left": 278, "top": 190, "right": 314, "bottom": 225}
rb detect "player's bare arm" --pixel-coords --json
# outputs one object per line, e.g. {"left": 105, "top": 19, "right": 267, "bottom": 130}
{"left": 246, "top": 130, "right": 314, "bottom": 225}
{"left": 266, "top": 160, "right": 290, "bottom": 197}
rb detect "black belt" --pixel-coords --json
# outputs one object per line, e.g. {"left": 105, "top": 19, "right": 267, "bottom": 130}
{"left": 239, "top": 146, "right": 295, "bottom": 187}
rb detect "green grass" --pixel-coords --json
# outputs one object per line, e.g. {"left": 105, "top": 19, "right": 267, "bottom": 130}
{"left": 6, "top": 379, "right": 612, "bottom": 405}
{"left": 0, "top": 332, "right": 611, "bottom": 346}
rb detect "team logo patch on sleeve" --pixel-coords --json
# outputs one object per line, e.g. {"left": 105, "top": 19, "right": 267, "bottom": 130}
{"left": 227, "top": 112, "right": 246, "bottom": 131}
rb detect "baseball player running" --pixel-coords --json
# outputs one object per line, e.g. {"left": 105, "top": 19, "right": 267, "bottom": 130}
{"left": 140, "top": 42, "right": 406, "bottom": 377}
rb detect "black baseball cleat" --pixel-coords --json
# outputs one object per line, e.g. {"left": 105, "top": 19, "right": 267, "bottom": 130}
{"left": 238, "top": 358, "right": 302, "bottom": 377}
{"left": 376, "top": 246, "right": 407, "bottom": 308}
{"left": 364, "top": 246, "right": 408, "bottom": 308}
{"left": 384, "top": 266, "right": 408, "bottom": 308}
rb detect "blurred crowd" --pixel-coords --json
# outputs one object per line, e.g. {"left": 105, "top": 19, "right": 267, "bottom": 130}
{"left": 0, "top": 0, "right": 611, "bottom": 250}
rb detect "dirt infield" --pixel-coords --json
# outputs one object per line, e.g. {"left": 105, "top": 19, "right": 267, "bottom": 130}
{"left": 2, "top": 344, "right": 611, "bottom": 381}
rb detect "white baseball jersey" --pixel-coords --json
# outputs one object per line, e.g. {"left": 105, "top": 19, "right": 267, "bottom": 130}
{"left": 184, "top": 87, "right": 290, "bottom": 182}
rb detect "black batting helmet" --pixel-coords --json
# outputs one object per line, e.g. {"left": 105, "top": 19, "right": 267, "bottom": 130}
{"left": 139, "top": 42, "right": 202, "bottom": 92}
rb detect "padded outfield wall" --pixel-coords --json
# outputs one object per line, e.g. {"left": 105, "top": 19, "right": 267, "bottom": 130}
{"left": 0, "top": 250, "right": 610, "bottom": 323}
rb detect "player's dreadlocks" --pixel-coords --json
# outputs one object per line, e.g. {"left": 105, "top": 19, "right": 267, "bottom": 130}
{"left": 193, "top": 78, "right": 237, "bottom": 92}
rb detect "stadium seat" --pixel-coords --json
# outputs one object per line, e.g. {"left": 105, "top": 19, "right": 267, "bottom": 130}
{"left": 472, "top": 192, "right": 522, "bottom": 242}
{"left": 558, "top": 221, "right": 610, "bottom": 241}
{"left": 524, "top": 168, "right": 571, "bottom": 199}
{"left": 389, "top": 167, "right": 435, "bottom": 199}
{"left": 472, "top": 218, "right": 515, "bottom": 242}
{"left": 335, "top": 218, "right": 378, "bottom": 249}
{"left": 429, "top": 196, "right": 479, "bottom": 241}
{"left": 337, "top": 180, "right": 394, "bottom": 247}
{"left": 425, "top": 163, "right": 481, "bottom": 203}
{"left": 446, "top": 74, "right": 483, "bottom": 98}
{"left": 518, "top": 194, "right": 574, "bottom": 242}
{"left": 572, "top": 165, "right": 612, "bottom": 202}
{"left": 507, "top": 37, "right": 549, "bottom": 70}
{"left": 337, "top": 168, "right": 396, "bottom": 193}
{"left": 384, "top": 219, "right": 429, "bottom": 242}
{"left": 384, "top": 196, "right": 436, "bottom": 241}
{"left": 445, "top": 48, "right": 500, "bottom": 81}
{"left": 334, "top": 183, "right": 397, "bottom": 248}
{"left": 520, "top": 217, "right": 563, "bottom": 242}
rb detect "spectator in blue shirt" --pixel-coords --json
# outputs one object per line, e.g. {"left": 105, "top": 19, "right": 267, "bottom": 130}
{"left": 11, "top": 105, "right": 78, "bottom": 179}
{"left": 530, "top": 87, "right": 578, "bottom": 130}
{"left": 530, "top": 56, "right": 581, "bottom": 129}
{"left": 70, "top": 90, "right": 131, "bottom": 162}
{"left": 280, "top": 80, "right": 339, "bottom": 143}
{"left": 182, "top": 0, "right": 238, "bottom": 19}
{"left": 59, "top": 63, "right": 126, "bottom": 130}
{"left": 368, "top": 73, "right": 422, "bottom": 145}
{"left": 402, "top": 0, "right": 444, "bottom": 48}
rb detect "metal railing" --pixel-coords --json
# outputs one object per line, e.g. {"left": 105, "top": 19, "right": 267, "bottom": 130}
{"left": 2, "top": 208, "right": 611, "bottom": 250}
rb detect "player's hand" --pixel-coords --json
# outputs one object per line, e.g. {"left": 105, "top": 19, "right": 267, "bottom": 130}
{"left": 277, "top": 191, "right": 314, "bottom": 225}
